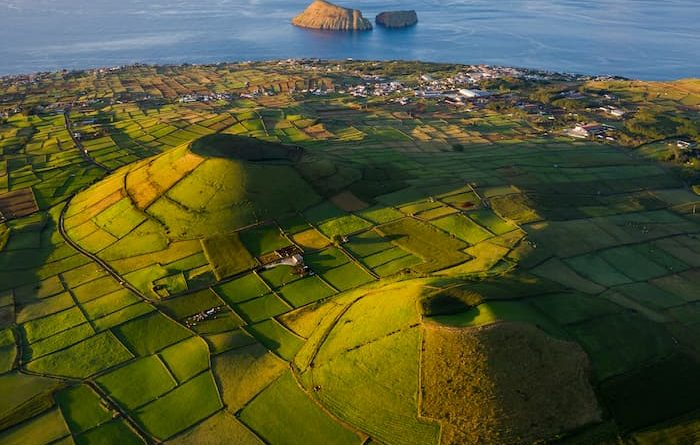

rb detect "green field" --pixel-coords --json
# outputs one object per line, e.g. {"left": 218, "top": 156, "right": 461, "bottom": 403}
{"left": 240, "top": 372, "right": 361, "bottom": 445}
{"left": 1, "top": 60, "right": 700, "bottom": 445}
{"left": 246, "top": 319, "right": 304, "bottom": 361}
{"left": 96, "top": 355, "right": 177, "bottom": 410}
{"left": 376, "top": 218, "right": 470, "bottom": 272}
{"left": 133, "top": 371, "right": 222, "bottom": 440}
{"left": 277, "top": 276, "right": 336, "bottom": 307}
{"left": 215, "top": 273, "right": 270, "bottom": 304}
{"left": 239, "top": 224, "right": 291, "bottom": 257}
{"left": 55, "top": 385, "right": 113, "bottom": 434}
{"left": 430, "top": 213, "right": 493, "bottom": 244}
{"left": 26, "top": 331, "right": 133, "bottom": 378}
{"left": 201, "top": 232, "right": 257, "bottom": 281}
{"left": 112, "top": 312, "right": 191, "bottom": 356}
{"left": 233, "top": 292, "right": 292, "bottom": 323}
{"left": 75, "top": 419, "right": 144, "bottom": 445}
{"left": 159, "top": 336, "right": 210, "bottom": 382}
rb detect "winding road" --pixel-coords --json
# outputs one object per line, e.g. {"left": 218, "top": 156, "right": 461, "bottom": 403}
{"left": 64, "top": 109, "right": 111, "bottom": 171}
{"left": 57, "top": 200, "right": 150, "bottom": 302}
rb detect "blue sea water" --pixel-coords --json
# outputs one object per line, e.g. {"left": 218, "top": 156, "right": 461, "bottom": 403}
{"left": 1, "top": 0, "right": 699, "bottom": 79}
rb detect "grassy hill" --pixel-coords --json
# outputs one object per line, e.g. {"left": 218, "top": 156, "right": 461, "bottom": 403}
{"left": 1, "top": 62, "right": 700, "bottom": 445}
{"left": 67, "top": 134, "right": 320, "bottom": 240}
{"left": 61, "top": 134, "right": 322, "bottom": 297}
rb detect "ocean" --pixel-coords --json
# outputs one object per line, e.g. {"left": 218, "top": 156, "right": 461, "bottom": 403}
{"left": 1, "top": 0, "right": 699, "bottom": 79}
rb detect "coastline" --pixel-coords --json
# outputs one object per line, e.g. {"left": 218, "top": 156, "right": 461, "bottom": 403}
{"left": 0, "top": 59, "right": 648, "bottom": 83}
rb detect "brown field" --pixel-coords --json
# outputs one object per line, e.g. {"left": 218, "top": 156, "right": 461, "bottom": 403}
{"left": 330, "top": 191, "right": 369, "bottom": 212}
{"left": 421, "top": 321, "right": 601, "bottom": 445}
{"left": 0, "top": 188, "right": 39, "bottom": 220}
{"left": 291, "top": 229, "right": 330, "bottom": 251}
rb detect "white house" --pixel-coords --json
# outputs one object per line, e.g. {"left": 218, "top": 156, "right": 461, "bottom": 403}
{"left": 599, "top": 106, "right": 625, "bottom": 117}
{"left": 458, "top": 89, "right": 489, "bottom": 98}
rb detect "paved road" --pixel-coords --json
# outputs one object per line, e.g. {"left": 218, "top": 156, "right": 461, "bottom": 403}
{"left": 64, "top": 109, "right": 111, "bottom": 171}
{"left": 58, "top": 200, "right": 150, "bottom": 302}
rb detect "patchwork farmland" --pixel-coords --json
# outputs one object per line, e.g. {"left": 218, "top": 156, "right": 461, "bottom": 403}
{"left": 1, "top": 60, "right": 700, "bottom": 444}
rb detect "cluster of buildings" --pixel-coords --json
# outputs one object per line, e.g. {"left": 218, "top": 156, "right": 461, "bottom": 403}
{"left": 457, "top": 65, "right": 529, "bottom": 82}
{"left": 0, "top": 109, "right": 20, "bottom": 119}
{"left": 674, "top": 140, "right": 699, "bottom": 163}
{"left": 598, "top": 105, "right": 626, "bottom": 117}
{"left": 415, "top": 64, "right": 563, "bottom": 91}
{"left": 33, "top": 102, "right": 69, "bottom": 114}
{"left": 414, "top": 87, "right": 495, "bottom": 109}
{"left": 296, "top": 88, "right": 330, "bottom": 96}
{"left": 404, "top": 66, "right": 548, "bottom": 106}
{"left": 279, "top": 64, "right": 544, "bottom": 104}
{"left": 342, "top": 81, "right": 406, "bottom": 98}
{"left": 556, "top": 90, "right": 587, "bottom": 100}
{"left": 258, "top": 245, "right": 312, "bottom": 277}
{"left": 565, "top": 122, "right": 616, "bottom": 140}
{"left": 178, "top": 92, "right": 233, "bottom": 103}
{"left": 676, "top": 140, "right": 697, "bottom": 151}
{"left": 184, "top": 306, "right": 226, "bottom": 328}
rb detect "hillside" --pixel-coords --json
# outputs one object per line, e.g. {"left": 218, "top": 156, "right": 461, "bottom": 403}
{"left": 292, "top": 0, "right": 372, "bottom": 31}
{"left": 65, "top": 134, "right": 319, "bottom": 238}
{"left": 1, "top": 61, "right": 700, "bottom": 445}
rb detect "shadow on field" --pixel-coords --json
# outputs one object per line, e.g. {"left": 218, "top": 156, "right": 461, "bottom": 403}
{"left": 0, "top": 213, "right": 56, "bottom": 332}
{"left": 95, "top": 110, "right": 160, "bottom": 160}
{"left": 364, "top": 144, "right": 700, "bottom": 439}
{"left": 0, "top": 210, "right": 61, "bottom": 431}
{"left": 497, "top": 172, "right": 700, "bottom": 438}
{"left": 190, "top": 134, "right": 302, "bottom": 163}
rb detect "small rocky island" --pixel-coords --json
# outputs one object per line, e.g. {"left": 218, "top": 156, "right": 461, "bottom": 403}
{"left": 375, "top": 10, "right": 418, "bottom": 28}
{"left": 292, "top": 0, "right": 372, "bottom": 31}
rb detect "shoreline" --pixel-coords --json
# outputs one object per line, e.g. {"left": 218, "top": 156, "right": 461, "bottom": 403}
{"left": 1, "top": 58, "right": 653, "bottom": 83}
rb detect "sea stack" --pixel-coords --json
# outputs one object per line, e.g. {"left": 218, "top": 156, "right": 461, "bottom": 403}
{"left": 376, "top": 10, "right": 418, "bottom": 28}
{"left": 292, "top": 0, "right": 372, "bottom": 31}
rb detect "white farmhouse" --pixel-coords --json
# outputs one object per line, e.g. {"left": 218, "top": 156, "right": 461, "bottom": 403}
{"left": 458, "top": 89, "right": 489, "bottom": 98}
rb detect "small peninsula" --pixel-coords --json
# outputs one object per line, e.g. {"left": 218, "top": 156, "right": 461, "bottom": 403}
{"left": 292, "top": 0, "right": 372, "bottom": 31}
{"left": 376, "top": 10, "right": 418, "bottom": 28}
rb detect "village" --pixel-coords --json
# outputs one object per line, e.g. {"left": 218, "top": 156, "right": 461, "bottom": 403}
{"left": 2, "top": 59, "right": 699, "bottom": 168}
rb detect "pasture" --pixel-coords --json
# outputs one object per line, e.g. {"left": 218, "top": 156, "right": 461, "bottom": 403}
{"left": 1, "top": 61, "right": 699, "bottom": 445}
{"left": 240, "top": 372, "right": 361, "bottom": 445}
